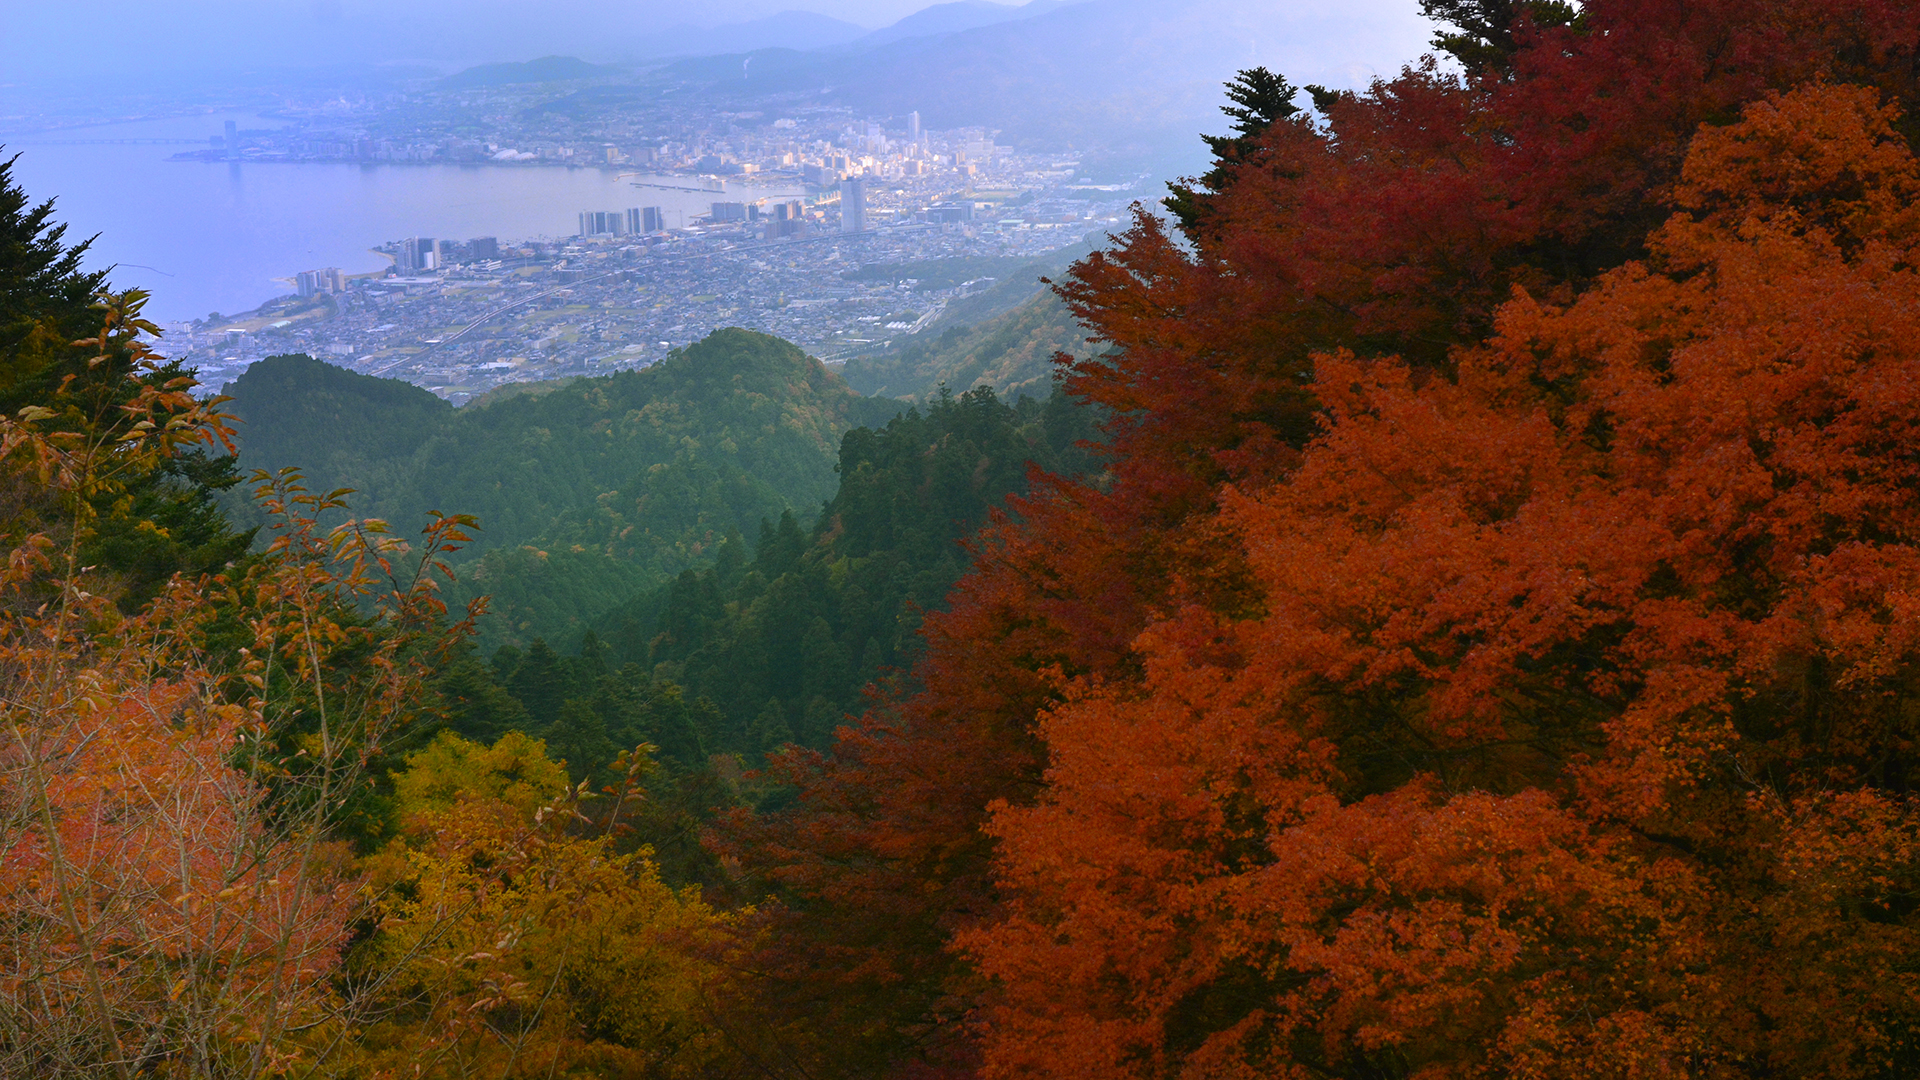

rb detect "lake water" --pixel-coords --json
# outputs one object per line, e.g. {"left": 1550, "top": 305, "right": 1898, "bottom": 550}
{"left": 3, "top": 111, "right": 804, "bottom": 324}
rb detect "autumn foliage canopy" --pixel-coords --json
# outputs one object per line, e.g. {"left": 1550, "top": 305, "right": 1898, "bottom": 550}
{"left": 974, "top": 80, "right": 1920, "bottom": 1077}
{"left": 14, "top": 1, "right": 1920, "bottom": 1076}
{"left": 725, "top": 2, "right": 1920, "bottom": 1077}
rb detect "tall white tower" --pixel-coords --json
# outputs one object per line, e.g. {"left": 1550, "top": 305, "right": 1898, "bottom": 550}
{"left": 841, "top": 177, "right": 867, "bottom": 233}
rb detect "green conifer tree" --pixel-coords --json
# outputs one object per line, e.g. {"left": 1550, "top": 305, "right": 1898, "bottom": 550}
{"left": 749, "top": 697, "right": 795, "bottom": 758}
{"left": 0, "top": 155, "right": 251, "bottom": 607}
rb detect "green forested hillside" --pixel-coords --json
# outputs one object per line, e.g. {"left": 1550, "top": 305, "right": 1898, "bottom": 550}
{"left": 839, "top": 289, "right": 1093, "bottom": 401}
{"left": 582, "top": 385, "right": 1102, "bottom": 751}
{"left": 391, "top": 385, "right": 1104, "bottom": 892}
{"left": 838, "top": 239, "right": 1098, "bottom": 401}
{"left": 222, "top": 329, "right": 901, "bottom": 647}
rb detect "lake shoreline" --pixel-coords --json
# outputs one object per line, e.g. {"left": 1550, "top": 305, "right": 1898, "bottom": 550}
{"left": 10, "top": 115, "right": 806, "bottom": 322}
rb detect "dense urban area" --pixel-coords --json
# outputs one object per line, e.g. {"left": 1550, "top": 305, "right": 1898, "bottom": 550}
{"left": 163, "top": 75, "right": 1141, "bottom": 398}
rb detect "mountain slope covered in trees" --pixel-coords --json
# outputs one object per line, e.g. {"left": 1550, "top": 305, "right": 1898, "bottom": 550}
{"left": 433, "top": 385, "right": 1103, "bottom": 888}
{"left": 588, "top": 385, "right": 1102, "bottom": 751}
{"left": 840, "top": 290, "right": 1092, "bottom": 401}
{"left": 838, "top": 238, "right": 1100, "bottom": 401}
{"left": 222, "top": 329, "right": 900, "bottom": 647}
{"left": 17, "top": 2, "right": 1920, "bottom": 1076}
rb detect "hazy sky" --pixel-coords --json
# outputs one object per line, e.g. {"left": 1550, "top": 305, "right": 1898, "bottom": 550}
{"left": 0, "top": 0, "right": 958, "bottom": 79}
{"left": 0, "top": 0, "right": 1437, "bottom": 88}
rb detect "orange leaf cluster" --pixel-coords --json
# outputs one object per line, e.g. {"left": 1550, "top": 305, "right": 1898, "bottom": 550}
{"left": 970, "top": 83, "right": 1920, "bottom": 1078}
{"left": 0, "top": 679, "right": 354, "bottom": 1050}
{"left": 0, "top": 296, "right": 485, "bottom": 1077}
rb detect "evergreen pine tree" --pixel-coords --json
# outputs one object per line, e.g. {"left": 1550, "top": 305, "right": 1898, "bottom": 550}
{"left": 0, "top": 155, "right": 251, "bottom": 607}
{"left": 756, "top": 510, "right": 807, "bottom": 578}
{"left": 1164, "top": 67, "right": 1304, "bottom": 234}
{"left": 509, "top": 639, "right": 570, "bottom": 726}
{"left": 643, "top": 683, "right": 708, "bottom": 768}
{"left": 546, "top": 698, "right": 616, "bottom": 785}
{"left": 0, "top": 151, "right": 105, "bottom": 395}
{"left": 437, "top": 656, "right": 533, "bottom": 743}
{"left": 748, "top": 697, "right": 795, "bottom": 758}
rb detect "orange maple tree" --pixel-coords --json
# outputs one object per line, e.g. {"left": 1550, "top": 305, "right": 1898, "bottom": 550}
{"left": 968, "top": 82, "right": 1920, "bottom": 1078}
{"left": 0, "top": 294, "right": 482, "bottom": 1078}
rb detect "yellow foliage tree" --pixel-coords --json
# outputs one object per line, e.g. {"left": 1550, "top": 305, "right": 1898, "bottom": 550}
{"left": 338, "top": 733, "right": 747, "bottom": 1080}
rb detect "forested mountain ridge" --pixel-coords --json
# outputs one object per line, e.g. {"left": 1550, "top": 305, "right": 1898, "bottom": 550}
{"left": 840, "top": 290, "right": 1092, "bottom": 402}
{"left": 222, "top": 329, "right": 901, "bottom": 647}
{"left": 415, "top": 385, "right": 1107, "bottom": 893}
{"left": 581, "top": 385, "right": 1103, "bottom": 751}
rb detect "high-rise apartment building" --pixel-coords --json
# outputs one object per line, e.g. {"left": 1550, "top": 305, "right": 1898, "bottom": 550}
{"left": 841, "top": 177, "right": 867, "bottom": 233}
{"left": 295, "top": 268, "right": 348, "bottom": 297}
{"left": 908, "top": 111, "right": 922, "bottom": 142}
{"left": 578, "top": 210, "right": 631, "bottom": 237}
{"left": 624, "top": 207, "right": 668, "bottom": 234}
{"left": 398, "top": 237, "right": 437, "bottom": 272}
{"left": 224, "top": 120, "right": 239, "bottom": 161}
{"left": 763, "top": 199, "right": 808, "bottom": 239}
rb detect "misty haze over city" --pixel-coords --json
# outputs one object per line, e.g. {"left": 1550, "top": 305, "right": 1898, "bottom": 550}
{"left": 0, "top": 0, "right": 1438, "bottom": 395}
{"left": 2, "top": 0, "right": 1429, "bottom": 81}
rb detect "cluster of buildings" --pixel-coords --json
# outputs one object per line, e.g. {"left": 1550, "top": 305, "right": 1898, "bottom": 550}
{"left": 177, "top": 77, "right": 1082, "bottom": 211}
{"left": 172, "top": 176, "right": 1129, "bottom": 404}
{"left": 579, "top": 191, "right": 833, "bottom": 242}
{"left": 579, "top": 208, "right": 670, "bottom": 237}
{"left": 160, "top": 74, "right": 1150, "bottom": 401}
{"left": 294, "top": 267, "right": 348, "bottom": 297}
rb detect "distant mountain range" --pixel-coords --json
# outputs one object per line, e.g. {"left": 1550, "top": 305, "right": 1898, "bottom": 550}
{"left": 459, "top": 2, "right": 1077, "bottom": 64}
{"left": 640, "top": 10, "right": 871, "bottom": 58}
{"left": 647, "top": 2, "right": 1078, "bottom": 57}
{"left": 14, "top": 0, "right": 1425, "bottom": 104}
{"left": 442, "top": 55, "right": 617, "bottom": 88}
{"left": 647, "top": 0, "right": 1427, "bottom": 170}
{"left": 850, "top": 0, "right": 1075, "bottom": 48}
{"left": 432, "top": 0, "right": 1430, "bottom": 175}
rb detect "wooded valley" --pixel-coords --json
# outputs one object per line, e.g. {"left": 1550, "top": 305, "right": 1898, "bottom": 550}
{"left": 8, "top": 1, "right": 1920, "bottom": 1076}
